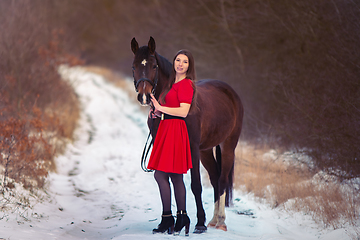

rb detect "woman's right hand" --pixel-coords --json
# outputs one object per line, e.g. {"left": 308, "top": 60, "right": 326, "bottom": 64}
{"left": 149, "top": 109, "right": 162, "bottom": 119}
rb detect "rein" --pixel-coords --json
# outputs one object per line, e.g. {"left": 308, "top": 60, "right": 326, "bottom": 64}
{"left": 140, "top": 105, "right": 155, "bottom": 172}
{"left": 140, "top": 130, "right": 154, "bottom": 172}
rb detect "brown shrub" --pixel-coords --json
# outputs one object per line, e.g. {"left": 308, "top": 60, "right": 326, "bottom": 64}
{"left": 0, "top": 1, "right": 83, "bottom": 189}
{"left": 234, "top": 143, "right": 360, "bottom": 229}
{"left": 0, "top": 107, "right": 52, "bottom": 189}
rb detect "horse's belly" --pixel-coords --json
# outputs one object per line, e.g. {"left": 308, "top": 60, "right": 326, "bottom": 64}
{"left": 199, "top": 121, "right": 235, "bottom": 150}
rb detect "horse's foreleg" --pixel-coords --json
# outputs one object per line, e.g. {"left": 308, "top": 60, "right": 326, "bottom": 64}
{"left": 190, "top": 167, "right": 207, "bottom": 233}
{"left": 190, "top": 148, "right": 207, "bottom": 234}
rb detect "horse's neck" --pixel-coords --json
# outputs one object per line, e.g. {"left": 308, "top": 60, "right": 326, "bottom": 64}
{"left": 155, "top": 52, "right": 172, "bottom": 77}
{"left": 154, "top": 71, "right": 169, "bottom": 100}
{"left": 155, "top": 52, "right": 172, "bottom": 99}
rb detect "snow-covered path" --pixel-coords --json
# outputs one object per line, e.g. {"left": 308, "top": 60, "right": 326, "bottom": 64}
{"left": 0, "top": 67, "right": 353, "bottom": 240}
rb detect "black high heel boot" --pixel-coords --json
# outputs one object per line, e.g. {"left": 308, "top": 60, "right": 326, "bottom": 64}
{"left": 152, "top": 211, "right": 174, "bottom": 234}
{"left": 174, "top": 210, "right": 190, "bottom": 236}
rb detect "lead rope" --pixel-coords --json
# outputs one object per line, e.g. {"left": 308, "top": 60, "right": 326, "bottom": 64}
{"left": 140, "top": 63, "right": 158, "bottom": 172}
{"left": 141, "top": 105, "right": 155, "bottom": 172}
{"left": 140, "top": 131, "right": 153, "bottom": 172}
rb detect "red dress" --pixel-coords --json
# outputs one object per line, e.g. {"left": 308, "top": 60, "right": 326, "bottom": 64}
{"left": 147, "top": 79, "right": 194, "bottom": 174}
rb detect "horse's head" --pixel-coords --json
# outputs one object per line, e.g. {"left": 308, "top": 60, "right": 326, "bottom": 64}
{"left": 131, "top": 36, "right": 159, "bottom": 106}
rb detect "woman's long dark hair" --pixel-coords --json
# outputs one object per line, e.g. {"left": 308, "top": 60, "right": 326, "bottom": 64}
{"left": 160, "top": 49, "right": 197, "bottom": 113}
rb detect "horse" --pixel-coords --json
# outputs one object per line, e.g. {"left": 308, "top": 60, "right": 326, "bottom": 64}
{"left": 131, "top": 37, "right": 244, "bottom": 233}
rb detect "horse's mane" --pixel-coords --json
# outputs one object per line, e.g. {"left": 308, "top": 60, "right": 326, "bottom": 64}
{"left": 155, "top": 52, "right": 172, "bottom": 79}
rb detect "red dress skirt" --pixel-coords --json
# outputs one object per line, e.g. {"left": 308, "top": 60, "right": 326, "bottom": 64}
{"left": 147, "top": 79, "right": 194, "bottom": 174}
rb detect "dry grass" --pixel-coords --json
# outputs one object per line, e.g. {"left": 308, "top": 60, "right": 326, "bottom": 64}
{"left": 234, "top": 142, "right": 360, "bottom": 229}
{"left": 43, "top": 88, "right": 80, "bottom": 158}
{"left": 83, "top": 66, "right": 129, "bottom": 88}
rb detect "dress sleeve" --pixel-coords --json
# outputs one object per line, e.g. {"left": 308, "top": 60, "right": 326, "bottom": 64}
{"left": 178, "top": 79, "right": 194, "bottom": 104}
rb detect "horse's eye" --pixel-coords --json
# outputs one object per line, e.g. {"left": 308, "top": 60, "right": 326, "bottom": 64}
{"left": 153, "top": 65, "right": 157, "bottom": 69}
{"left": 132, "top": 66, "right": 135, "bottom": 71}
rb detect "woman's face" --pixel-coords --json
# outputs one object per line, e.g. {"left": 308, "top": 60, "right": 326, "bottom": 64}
{"left": 174, "top": 54, "right": 189, "bottom": 75}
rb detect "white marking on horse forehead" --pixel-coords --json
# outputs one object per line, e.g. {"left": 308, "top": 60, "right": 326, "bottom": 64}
{"left": 141, "top": 59, "right": 147, "bottom": 66}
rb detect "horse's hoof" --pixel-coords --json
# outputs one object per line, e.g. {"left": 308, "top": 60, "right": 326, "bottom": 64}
{"left": 193, "top": 225, "right": 207, "bottom": 234}
{"left": 207, "top": 222, "right": 217, "bottom": 228}
{"left": 216, "top": 224, "right": 227, "bottom": 231}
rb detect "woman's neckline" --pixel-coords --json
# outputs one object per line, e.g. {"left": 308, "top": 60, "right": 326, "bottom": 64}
{"left": 174, "top": 78, "right": 187, "bottom": 84}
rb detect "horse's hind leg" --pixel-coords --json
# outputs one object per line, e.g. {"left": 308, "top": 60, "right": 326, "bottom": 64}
{"left": 199, "top": 149, "right": 222, "bottom": 229}
{"left": 215, "top": 192, "right": 227, "bottom": 231}
{"left": 215, "top": 135, "right": 240, "bottom": 231}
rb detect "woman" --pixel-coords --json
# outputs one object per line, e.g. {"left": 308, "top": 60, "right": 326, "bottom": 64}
{"left": 147, "top": 49, "right": 196, "bottom": 236}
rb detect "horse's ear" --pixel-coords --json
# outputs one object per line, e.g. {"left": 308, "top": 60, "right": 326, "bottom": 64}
{"left": 131, "top": 37, "right": 139, "bottom": 54}
{"left": 148, "top": 36, "right": 156, "bottom": 55}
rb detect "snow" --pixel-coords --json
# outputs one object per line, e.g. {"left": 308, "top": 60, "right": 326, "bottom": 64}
{"left": 0, "top": 66, "right": 357, "bottom": 240}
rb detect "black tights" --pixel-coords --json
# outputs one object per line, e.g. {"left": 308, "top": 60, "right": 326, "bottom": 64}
{"left": 154, "top": 170, "right": 186, "bottom": 213}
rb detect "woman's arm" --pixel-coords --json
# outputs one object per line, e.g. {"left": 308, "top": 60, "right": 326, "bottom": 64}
{"left": 150, "top": 94, "right": 191, "bottom": 118}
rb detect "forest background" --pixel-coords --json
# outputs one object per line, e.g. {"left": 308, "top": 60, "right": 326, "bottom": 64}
{"left": 0, "top": 0, "right": 359, "bottom": 228}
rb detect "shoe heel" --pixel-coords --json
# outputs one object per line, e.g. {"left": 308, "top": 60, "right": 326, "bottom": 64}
{"left": 168, "top": 225, "right": 174, "bottom": 234}
{"left": 185, "top": 223, "right": 190, "bottom": 236}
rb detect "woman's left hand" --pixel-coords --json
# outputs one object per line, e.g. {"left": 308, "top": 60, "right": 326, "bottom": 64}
{"left": 150, "top": 93, "right": 190, "bottom": 118}
{"left": 150, "top": 94, "right": 162, "bottom": 112}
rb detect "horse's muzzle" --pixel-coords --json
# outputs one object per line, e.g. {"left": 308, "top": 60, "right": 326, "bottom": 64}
{"left": 137, "top": 93, "right": 151, "bottom": 106}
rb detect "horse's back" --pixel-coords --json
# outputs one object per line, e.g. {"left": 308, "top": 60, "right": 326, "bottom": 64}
{"left": 196, "top": 79, "right": 243, "bottom": 119}
{"left": 197, "top": 79, "right": 241, "bottom": 106}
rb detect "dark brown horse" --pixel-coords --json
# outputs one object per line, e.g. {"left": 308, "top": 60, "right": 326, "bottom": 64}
{"left": 131, "top": 37, "right": 244, "bottom": 233}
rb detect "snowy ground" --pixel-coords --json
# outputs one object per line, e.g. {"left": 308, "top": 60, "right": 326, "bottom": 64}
{"left": 0, "top": 66, "right": 356, "bottom": 240}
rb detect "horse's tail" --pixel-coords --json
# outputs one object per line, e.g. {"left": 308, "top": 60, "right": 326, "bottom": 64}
{"left": 215, "top": 145, "right": 233, "bottom": 207}
{"left": 215, "top": 145, "right": 222, "bottom": 172}
{"left": 226, "top": 163, "right": 234, "bottom": 207}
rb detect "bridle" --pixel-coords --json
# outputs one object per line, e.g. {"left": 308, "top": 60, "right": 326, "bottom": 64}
{"left": 133, "top": 74, "right": 158, "bottom": 95}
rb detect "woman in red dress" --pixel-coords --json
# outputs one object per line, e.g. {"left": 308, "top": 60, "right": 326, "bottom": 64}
{"left": 148, "top": 49, "right": 196, "bottom": 236}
